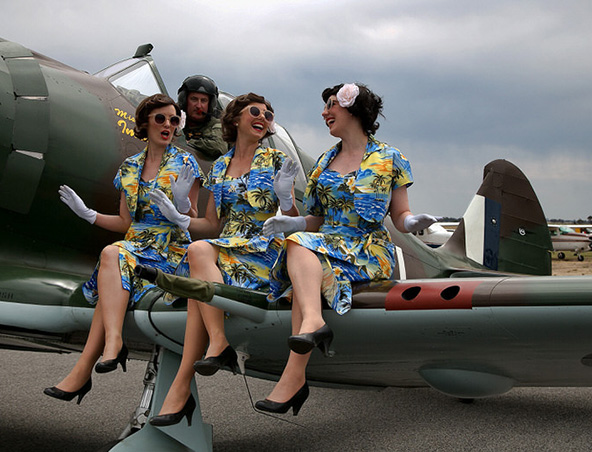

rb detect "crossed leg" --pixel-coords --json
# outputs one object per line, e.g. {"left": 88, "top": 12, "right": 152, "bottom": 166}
{"left": 156, "top": 240, "right": 225, "bottom": 415}
{"left": 54, "top": 245, "right": 129, "bottom": 392}
{"left": 265, "top": 241, "right": 325, "bottom": 403}
{"left": 190, "top": 241, "right": 228, "bottom": 359}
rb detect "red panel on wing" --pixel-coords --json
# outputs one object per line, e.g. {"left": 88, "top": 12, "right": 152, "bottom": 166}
{"left": 385, "top": 280, "right": 483, "bottom": 310}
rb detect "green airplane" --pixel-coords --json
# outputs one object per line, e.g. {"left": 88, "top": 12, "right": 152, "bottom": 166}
{"left": 2, "top": 38, "right": 592, "bottom": 451}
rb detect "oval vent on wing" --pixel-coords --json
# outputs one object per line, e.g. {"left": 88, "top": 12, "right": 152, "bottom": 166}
{"left": 401, "top": 286, "right": 421, "bottom": 300}
{"left": 440, "top": 285, "right": 460, "bottom": 300}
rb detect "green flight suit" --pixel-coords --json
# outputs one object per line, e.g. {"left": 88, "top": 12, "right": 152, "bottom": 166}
{"left": 180, "top": 116, "right": 227, "bottom": 160}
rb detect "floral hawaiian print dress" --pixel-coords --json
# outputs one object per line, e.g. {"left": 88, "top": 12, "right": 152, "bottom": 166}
{"left": 82, "top": 144, "right": 202, "bottom": 305}
{"left": 200, "top": 146, "right": 287, "bottom": 289}
{"left": 269, "top": 136, "right": 413, "bottom": 315}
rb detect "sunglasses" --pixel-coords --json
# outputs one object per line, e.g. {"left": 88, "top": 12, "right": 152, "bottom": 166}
{"left": 325, "top": 98, "right": 339, "bottom": 111}
{"left": 245, "top": 105, "right": 274, "bottom": 122}
{"left": 149, "top": 113, "right": 181, "bottom": 127}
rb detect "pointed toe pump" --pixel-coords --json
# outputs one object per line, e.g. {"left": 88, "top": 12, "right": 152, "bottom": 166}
{"left": 288, "top": 324, "right": 333, "bottom": 356}
{"left": 193, "top": 345, "right": 239, "bottom": 376}
{"left": 43, "top": 378, "right": 92, "bottom": 405}
{"left": 95, "top": 343, "right": 128, "bottom": 374}
{"left": 149, "top": 394, "right": 196, "bottom": 427}
{"left": 255, "top": 383, "right": 309, "bottom": 416}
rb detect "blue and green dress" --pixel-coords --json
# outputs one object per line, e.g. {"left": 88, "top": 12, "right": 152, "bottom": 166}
{"left": 269, "top": 136, "right": 413, "bottom": 315}
{"left": 198, "top": 146, "right": 288, "bottom": 289}
{"left": 82, "top": 144, "right": 202, "bottom": 305}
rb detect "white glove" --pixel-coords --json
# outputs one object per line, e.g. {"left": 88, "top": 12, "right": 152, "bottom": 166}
{"left": 58, "top": 185, "right": 97, "bottom": 224}
{"left": 150, "top": 189, "right": 190, "bottom": 231}
{"left": 403, "top": 214, "right": 441, "bottom": 233}
{"left": 169, "top": 163, "right": 195, "bottom": 214}
{"left": 274, "top": 158, "right": 298, "bottom": 211}
{"left": 262, "top": 215, "right": 306, "bottom": 236}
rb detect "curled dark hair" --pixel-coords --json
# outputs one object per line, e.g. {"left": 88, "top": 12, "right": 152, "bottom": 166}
{"left": 321, "top": 83, "right": 383, "bottom": 136}
{"left": 134, "top": 94, "right": 182, "bottom": 140}
{"left": 221, "top": 93, "right": 275, "bottom": 143}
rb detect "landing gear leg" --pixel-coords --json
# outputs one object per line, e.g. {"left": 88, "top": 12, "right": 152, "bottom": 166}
{"left": 109, "top": 346, "right": 213, "bottom": 452}
{"left": 117, "top": 345, "right": 160, "bottom": 440}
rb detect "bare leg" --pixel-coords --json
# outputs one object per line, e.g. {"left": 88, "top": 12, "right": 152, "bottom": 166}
{"left": 265, "top": 242, "right": 324, "bottom": 402}
{"left": 157, "top": 298, "right": 209, "bottom": 415}
{"left": 53, "top": 245, "right": 129, "bottom": 390}
{"left": 96, "top": 245, "right": 130, "bottom": 361}
{"left": 53, "top": 301, "right": 106, "bottom": 392}
{"left": 287, "top": 241, "right": 325, "bottom": 335}
{"left": 265, "top": 296, "right": 310, "bottom": 402}
{"left": 188, "top": 241, "right": 227, "bottom": 358}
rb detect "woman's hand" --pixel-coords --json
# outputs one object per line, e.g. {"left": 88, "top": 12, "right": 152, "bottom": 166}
{"left": 274, "top": 158, "right": 298, "bottom": 211}
{"left": 262, "top": 215, "right": 307, "bottom": 236}
{"left": 58, "top": 185, "right": 97, "bottom": 224}
{"left": 403, "top": 214, "right": 441, "bottom": 233}
{"left": 169, "top": 163, "right": 195, "bottom": 214}
{"left": 150, "top": 189, "right": 190, "bottom": 231}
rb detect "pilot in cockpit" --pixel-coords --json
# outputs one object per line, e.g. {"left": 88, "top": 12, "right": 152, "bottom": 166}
{"left": 176, "top": 75, "right": 227, "bottom": 160}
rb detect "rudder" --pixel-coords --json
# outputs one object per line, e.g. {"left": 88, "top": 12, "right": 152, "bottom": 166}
{"left": 442, "top": 159, "right": 552, "bottom": 275}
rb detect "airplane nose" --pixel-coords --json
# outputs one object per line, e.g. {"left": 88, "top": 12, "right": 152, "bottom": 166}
{"left": 0, "top": 39, "right": 48, "bottom": 214}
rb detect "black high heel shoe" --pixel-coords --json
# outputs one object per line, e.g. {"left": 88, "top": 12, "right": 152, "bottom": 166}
{"left": 43, "top": 378, "right": 92, "bottom": 405}
{"left": 149, "top": 394, "right": 196, "bottom": 427}
{"left": 95, "top": 343, "right": 128, "bottom": 374}
{"left": 288, "top": 324, "right": 333, "bottom": 356}
{"left": 193, "top": 345, "right": 238, "bottom": 376}
{"left": 255, "top": 383, "right": 309, "bottom": 416}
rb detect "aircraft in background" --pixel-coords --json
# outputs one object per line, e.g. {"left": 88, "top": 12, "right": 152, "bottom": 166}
{"left": 3, "top": 38, "right": 592, "bottom": 451}
{"left": 548, "top": 225, "right": 592, "bottom": 260}
{"left": 426, "top": 221, "right": 592, "bottom": 261}
{"left": 411, "top": 223, "right": 453, "bottom": 248}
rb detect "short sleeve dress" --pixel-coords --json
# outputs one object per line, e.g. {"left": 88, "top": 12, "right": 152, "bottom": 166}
{"left": 199, "top": 146, "right": 287, "bottom": 289}
{"left": 268, "top": 136, "right": 413, "bottom": 315}
{"left": 82, "top": 144, "right": 202, "bottom": 305}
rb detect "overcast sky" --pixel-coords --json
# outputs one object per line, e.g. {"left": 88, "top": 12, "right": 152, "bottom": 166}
{"left": 2, "top": 0, "right": 591, "bottom": 219}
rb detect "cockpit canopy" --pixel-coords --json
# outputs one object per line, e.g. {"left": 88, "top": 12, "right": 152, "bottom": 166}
{"left": 94, "top": 44, "right": 312, "bottom": 183}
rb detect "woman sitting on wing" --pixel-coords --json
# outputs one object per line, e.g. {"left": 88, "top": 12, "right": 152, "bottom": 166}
{"left": 255, "top": 83, "right": 439, "bottom": 416}
{"left": 148, "top": 92, "right": 299, "bottom": 426}
{"left": 44, "top": 94, "right": 201, "bottom": 404}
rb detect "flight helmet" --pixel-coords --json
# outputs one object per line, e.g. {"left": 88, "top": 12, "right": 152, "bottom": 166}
{"left": 177, "top": 75, "right": 219, "bottom": 117}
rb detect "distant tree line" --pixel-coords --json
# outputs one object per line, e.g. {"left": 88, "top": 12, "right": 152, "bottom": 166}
{"left": 437, "top": 216, "right": 592, "bottom": 224}
{"left": 547, "top": 217, "right": 592, "bottom": 224}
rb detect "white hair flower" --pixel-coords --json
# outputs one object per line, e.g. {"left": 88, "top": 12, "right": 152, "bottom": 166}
{"left": 337, "top": 83, "right": 359, "bottom": 108}
{"left": 268, "top": 119, "right": 276, "bottom": 134}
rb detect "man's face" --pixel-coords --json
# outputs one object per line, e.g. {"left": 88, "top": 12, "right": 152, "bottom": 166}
{"left": 186, "top": 92, "right": 210, "bottom": 124}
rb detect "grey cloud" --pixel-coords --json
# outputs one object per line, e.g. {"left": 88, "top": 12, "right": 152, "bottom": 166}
{"left": 1, "top": 0, "right": 590, "bottom": 219}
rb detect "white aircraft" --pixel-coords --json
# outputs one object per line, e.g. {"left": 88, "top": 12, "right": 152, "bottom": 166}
{"left": 422, "top": 221, "right": 592, "bottom": 261}
{"left": 548, "top": 225, "right": 592, "bottom": 260}
{"left": 412, "top": 223, "right": 454, "bottom": 248}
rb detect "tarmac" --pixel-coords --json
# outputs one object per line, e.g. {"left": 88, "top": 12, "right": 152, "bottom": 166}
{"left": 2, "top": 348, "right": 592, "bottom": 451}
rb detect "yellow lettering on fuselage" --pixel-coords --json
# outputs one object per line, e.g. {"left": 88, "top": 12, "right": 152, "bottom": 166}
{"left": 114, "top": 108, "right": 136, "bottom": 122}
{"left": 117, "top": 119, "right": 135, "bottom": 136}
{"left": 114, "top": 108, "right": 136, "bottom": 136}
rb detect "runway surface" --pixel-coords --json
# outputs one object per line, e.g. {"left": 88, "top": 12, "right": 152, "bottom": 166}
{"left": 2, "top": 349, "right": 592, "bottom": 451}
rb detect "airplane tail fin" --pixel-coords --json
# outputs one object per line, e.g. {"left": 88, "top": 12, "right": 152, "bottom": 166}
{"left": 441, "top": 159, "right": 552, "bottom": 275}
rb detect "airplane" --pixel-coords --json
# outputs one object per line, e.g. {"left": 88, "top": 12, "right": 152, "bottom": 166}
{"left": 2, "top": 38, "right": 592, "bottom": 451}
{"left": 570, "top": 225, "right": 592, "bottom": 235}
{"left": 421, "top": 221, "right": 592, "bottom": 261}
{"left": 411, "top": 222, "right": 453, "bottom": 248}
{"left": 548, "top": 224, "right": 592, "bottom": 261}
